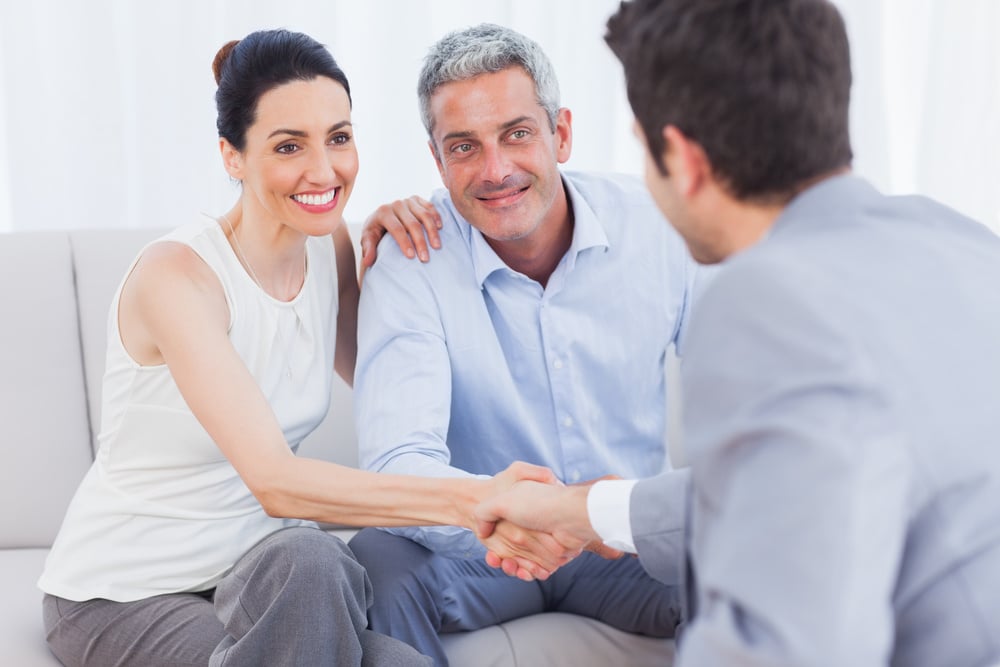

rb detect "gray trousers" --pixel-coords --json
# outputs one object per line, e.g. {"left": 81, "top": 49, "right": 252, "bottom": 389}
{"left": 349, "top": 528, "right": 682, "bottom": 667}
{"left": 43, "top": 527, "right": 431, "bottom": 667}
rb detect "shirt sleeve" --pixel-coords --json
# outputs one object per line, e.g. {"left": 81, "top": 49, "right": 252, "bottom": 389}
{"left": 354, "top": 237, "right": 484, "bottom": 558}
{"left": 676, "top": 260, "right": 908, "bottom": 666}
{"left": 587, "top": 479, "right": 639, "bottom": 553}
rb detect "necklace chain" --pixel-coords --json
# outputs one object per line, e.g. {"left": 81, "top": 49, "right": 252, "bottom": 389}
{"left": 219, "top": 213, "right": 302, "bottom": 380}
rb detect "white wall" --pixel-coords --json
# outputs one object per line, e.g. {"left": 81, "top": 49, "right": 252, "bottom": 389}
{"left": 0, "top": 0, "right": 997, "bottom": 234}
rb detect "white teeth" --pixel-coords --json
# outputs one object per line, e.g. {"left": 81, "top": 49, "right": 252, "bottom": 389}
{"left": 293, "top": 190, "right": 336, "bottom": 206}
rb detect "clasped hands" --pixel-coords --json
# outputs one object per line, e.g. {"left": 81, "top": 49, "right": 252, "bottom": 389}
{"left": 471, "top": 462, "right": 623, "bottom": 582}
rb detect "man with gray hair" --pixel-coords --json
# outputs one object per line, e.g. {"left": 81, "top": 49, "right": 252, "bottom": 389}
{"left": 349, "top": 23, "right": 696, "bottom": 665}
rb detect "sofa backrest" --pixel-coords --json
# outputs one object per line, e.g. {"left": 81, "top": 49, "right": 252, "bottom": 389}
{"left": 0, "top": 232, "right": 94, "bottom": 548}
{"left": 70, "top": 229, "right": 165, "bottom": 450}
{"left": 1, "top": 227, "right": 360, "bottom": 548}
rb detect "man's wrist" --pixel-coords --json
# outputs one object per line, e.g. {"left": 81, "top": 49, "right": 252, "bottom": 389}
{"left": 586, "top": 479, "right": 638, "bottom": 553}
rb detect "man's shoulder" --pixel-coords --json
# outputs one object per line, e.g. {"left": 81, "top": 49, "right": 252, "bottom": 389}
{"left": 371, "top": 195, "right": 473, "bottom": 272}
{"left": 564, "top": 171, "right": 692, "bottom": 270}
{"left": 564, "top": 170, "right": 650, "bottom": 203}
{"left": 565, "top": 170, "right": 670, "bottom": 232}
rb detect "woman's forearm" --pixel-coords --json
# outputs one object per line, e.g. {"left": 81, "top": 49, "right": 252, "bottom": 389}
{"left": 254, "top": 455, "right": 487, "bottom": 529}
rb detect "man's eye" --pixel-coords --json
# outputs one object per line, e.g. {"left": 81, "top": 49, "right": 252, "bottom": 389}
{"left": 510, "top": 130, "right": 529, "bottom": 140}
{"left": 452, "top": 143, "right": 473, "bottom": 154}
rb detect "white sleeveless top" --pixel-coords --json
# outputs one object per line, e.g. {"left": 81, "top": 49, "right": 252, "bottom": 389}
{"left": 39, "top": 216, "right": 339, "bottom": 602}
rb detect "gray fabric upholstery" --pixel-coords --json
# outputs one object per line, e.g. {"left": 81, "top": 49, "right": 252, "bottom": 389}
{"left": 69, "top": 229, "right": 163, "bottom": 450}
{"left": 0, "top": 233, "right": 92, "bottom": 548}
{"left": 0, "top": 228, "right": 674, "bottom": 666}
{"left": 0, "top": 549, "right": 54, "bottom": 665}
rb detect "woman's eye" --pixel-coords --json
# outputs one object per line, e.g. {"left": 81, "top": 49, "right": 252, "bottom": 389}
{"left": 276, "top": 144, "right": 299, "bottom": 155}
{"left": 330, "top": 133, "right": 352, "bottom": 146}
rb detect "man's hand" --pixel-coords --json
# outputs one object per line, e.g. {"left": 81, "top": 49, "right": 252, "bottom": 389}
{"left": 359, "top": 196, "right": 442, "bottom": 273}
{"left": 478, "top": 518, "right": 582, "bottom": 582}
{"left": 467, "top": 462, "right": 581, "bottom": 581}
{"left": 475, "top": 479, "right": 607, "bottom": 579}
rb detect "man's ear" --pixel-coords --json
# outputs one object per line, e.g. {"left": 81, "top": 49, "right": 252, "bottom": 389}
{"left": 428, "top": 139, "right": 445, "bottom": 180}
{"left": 220, "top": 139, "right": 243, "bottom": 181}
{"left": 661, "top": 125, "right": 710, "bottom": 198}
{"left": 554, "top": 107, "right": 573, "bottom": 164}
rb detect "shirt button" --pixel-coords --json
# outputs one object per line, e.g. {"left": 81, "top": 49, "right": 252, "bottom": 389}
{"left": 553, "top": 359, "right": 563, "bottom": 370}
{"left": 563, "top": 416, "right": 574, "bottom": 428}
{"left": 570, "top": 469, "right": 582, "bottom": 482}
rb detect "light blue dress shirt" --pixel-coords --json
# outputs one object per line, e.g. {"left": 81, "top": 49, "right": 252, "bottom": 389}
{"left": 355, "top": 171, "right": 697, "bottom": 557}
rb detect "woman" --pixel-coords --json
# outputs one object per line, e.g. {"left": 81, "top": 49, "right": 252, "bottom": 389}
{"left": 38, "top": 29, "right": 566, "bottom": 666}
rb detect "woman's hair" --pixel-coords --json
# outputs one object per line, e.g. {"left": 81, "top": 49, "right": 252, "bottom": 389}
{"left": 212, "top": 29, "right": 351, "bottom": 151}
{"left": 417, "top": 23, "right": 560, "bottom": 142}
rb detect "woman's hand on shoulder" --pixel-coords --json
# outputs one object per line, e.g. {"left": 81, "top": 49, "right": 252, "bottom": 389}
{"left": 359, "top": 195, "right": 442, "bottom": 272}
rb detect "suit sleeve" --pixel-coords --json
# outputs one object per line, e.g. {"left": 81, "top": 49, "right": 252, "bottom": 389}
{"left": 675, "top": 261, "right": 909, "bottom": 666}
{"left": 630, "top": 469, "right": 691, "bottom": 584}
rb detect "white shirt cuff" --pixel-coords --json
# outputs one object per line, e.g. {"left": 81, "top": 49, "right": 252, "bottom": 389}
{"left": 587, "top": 479, "right": 638, "bottom": 554}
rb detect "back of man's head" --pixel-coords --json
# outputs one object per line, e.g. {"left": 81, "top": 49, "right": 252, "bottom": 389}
{"left": 606, "top": 0, "right": 853, "bottom": 204}
{"left": 417, "top": 23, "right": 561, "bottom": 141}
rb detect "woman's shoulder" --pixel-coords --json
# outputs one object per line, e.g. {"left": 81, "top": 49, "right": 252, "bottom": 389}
{"left": 127, "top": 238, "right": 223, "bottom": 314}
{"left": 128, "top": 217, "right": 230, "bottom": 306}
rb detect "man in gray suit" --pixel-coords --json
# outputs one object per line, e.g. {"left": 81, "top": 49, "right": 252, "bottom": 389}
{"left": 476, "top": 0, "right": 1000, "bottom": 664}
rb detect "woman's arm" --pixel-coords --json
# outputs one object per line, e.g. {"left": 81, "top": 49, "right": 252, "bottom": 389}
{"left": 332, "top": 222, "right": 359, "bottom": 386}
{"left": 119, "top": 241, "right": 570, "bottom": 575}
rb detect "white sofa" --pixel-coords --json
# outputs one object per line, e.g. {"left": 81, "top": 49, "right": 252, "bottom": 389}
{"left": 0, "top": 227, "right": 674, "bottom": 666}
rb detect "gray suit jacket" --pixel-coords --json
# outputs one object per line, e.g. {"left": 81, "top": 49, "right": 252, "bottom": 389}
{"left": 633, "top": 175, "right": 1000, "bottom": 666}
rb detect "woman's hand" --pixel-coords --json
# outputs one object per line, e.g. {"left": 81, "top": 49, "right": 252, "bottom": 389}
{"left": 359, "top": 196, "right": 442, "bottom": 275}
{"left": 475, "top": 473, "right": 618, "bottom": 580}
{"left": 470, "top": 462, "right": 583, "bottom": 582}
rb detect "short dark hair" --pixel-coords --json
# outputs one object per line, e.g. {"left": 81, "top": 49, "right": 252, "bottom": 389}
{"left": 605, "top": 0, "right": 853, "bottom": 203}
{"left": 212, "top": 29, "right": 351, "bottom": 151}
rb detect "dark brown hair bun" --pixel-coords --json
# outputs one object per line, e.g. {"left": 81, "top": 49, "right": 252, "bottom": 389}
{"left": 212, "top": 40, "right": 240, "bottom": 85}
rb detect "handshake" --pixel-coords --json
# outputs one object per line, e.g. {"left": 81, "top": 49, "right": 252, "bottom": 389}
{"left": 468, "top": 462, "right": 624, "bottom": 582}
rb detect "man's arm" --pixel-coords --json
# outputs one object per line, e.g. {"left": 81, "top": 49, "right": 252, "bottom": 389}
{"left": 355, "top": 235, "right": 482, "bottom": 557}
{"left": 676, "top": 261, "right": 908, "bottom": 665}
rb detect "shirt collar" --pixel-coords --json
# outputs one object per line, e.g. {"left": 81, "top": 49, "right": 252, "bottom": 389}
{"left": 467, "top": 174, "right": 611, "bottom": 287}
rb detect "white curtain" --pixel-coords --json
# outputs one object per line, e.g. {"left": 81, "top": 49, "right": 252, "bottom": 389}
{"left": 0, "top": 0, "right": 997, "bottom": 234}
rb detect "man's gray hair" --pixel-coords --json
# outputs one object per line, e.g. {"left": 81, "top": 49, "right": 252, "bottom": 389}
{"left": 418, "top": 23, "right": 561, "bottom": 141}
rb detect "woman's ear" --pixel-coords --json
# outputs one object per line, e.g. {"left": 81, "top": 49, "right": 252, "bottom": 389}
{"left": 219, "top": 139, "right": 244, "bottom": 181}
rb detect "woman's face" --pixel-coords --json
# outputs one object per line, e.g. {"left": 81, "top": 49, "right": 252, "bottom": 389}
{"left": 224, "top": 76, "right": 358, "bottom": 236}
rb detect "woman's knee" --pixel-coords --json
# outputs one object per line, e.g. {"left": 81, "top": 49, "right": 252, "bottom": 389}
{"left": 253, "top": 527, "right": 370, "bottom": 595}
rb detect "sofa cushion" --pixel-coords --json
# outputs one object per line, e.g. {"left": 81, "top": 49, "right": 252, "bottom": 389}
{"left": 0, "top": 233, "right": 92, "bottom": 548}
{"left": 0, "top": 548, "right": 55, "bottom": 666}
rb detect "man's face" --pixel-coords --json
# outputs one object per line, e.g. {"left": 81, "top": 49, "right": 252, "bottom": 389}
{"left": 637, "top": 121, "right": 724, "bottom": 264}
{"left": 428, "top": 67, "right": 572, "bottom": 243}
